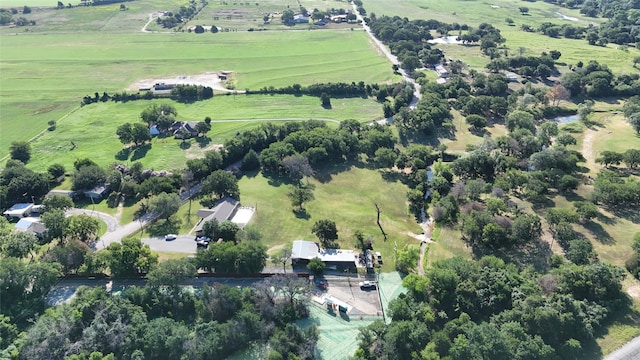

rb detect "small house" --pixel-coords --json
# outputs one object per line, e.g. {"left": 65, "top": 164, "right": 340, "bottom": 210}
{"left": 195, "top": 197, "right": 240, "bottom": 236}
{"left": 15, "top": 217, "right": 47, "bottom": 237}
{"left": 171, "top": 121, "right": 200, "bottom": 139}
{"left": 435, "top": 64, "right": 450, "bottom": 78}
{"left": 291, "top": 240, "right": 357, "bottom": 270}
{"left": 293, "top": 15, "right": 309, "bottom": 23}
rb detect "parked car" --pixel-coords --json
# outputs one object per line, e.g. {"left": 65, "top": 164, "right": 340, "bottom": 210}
{"left": 359, "top": 281, "right": 376, "bottom": 289}
{"left": 314, "top": 277, "right": 328, "bottom": 290}
{"left": 164, "top": 234, "right": 177, "bottom": 241}
{"left": 376, "top": 252, "right": 383, "bottom": 264}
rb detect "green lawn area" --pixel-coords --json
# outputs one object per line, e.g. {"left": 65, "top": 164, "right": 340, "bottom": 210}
{"left": 439, "top": 109, "right": 508, "bottom": 153}
{"left": 24, "top": 95, "right": 384, "bottom": 172}
{"left": 0, "top": 30, "right": 398, "bottom": 159}
{"left": 427, "top": 225, "right": 471, "bottom": 267}
{"left": 239, "top": 165, "right": 423, "bottom": 272}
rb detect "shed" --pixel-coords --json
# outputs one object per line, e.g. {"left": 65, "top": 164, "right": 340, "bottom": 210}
{"left": 47, "top": 190, "right": 77, "bottom": 198}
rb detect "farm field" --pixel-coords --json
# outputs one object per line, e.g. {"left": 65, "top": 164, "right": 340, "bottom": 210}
{"left": 25, "top": 95, "right": 385, "bottom": 171}
{"left": 0, "top": 29, "right": 399, "bottom": 159}
{"left": 363, "top": 0, "right": 602, "bottom": 29}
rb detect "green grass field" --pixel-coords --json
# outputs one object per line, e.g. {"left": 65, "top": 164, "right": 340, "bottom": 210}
{"left": 239, "top": 165, "right": 423, "bottom": 272}
{"left": 24, "top": 95, "right": 384, "bottom": 171}
{"left": 0, "top": 29, "right": 398, "bottom": 159}
{"left": 364, "top": 0, "right": 602, "bottom": 29}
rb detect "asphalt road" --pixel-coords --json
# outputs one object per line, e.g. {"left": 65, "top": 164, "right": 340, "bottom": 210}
{"left": 604, "top": 336, "right": 640, "bottom": 360}
{"left": 141, "top": 234, "right": 198, "bottom": 254}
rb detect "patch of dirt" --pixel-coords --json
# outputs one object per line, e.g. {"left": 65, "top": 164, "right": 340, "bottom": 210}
{"left": 582, "top": 128, "right": 596, "bottom": 171}
{"left": 406, "top": 231, "right": 434, "bottom": 243}
{"left": 627, "top": 284, "right": 640, "bottom": 300}
{"left": 126, "top": 71, "right": 239, "bottom": 92}
{"left": 185, "top": 144, "right": 223, "bottom": 159}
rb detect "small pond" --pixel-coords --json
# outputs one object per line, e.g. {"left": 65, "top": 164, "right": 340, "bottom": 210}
{"left": 552, "top": 114, "right": 579, "bottom": 124}
{"left": 428, "top": 36, "right": 464, "bottom": 45}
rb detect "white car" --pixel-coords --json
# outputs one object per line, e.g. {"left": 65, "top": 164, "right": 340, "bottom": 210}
{"left": 164, "top": 234, "right": 177, "bottom": 241}
{"left": 359, "top": 281, "right": 376, "bottom": 289}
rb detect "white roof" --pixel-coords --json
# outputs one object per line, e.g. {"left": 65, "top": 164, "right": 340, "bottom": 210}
{"left": 319, "top": 249, "right": 356, "bottom": 263}
{"left": 3, "top": 203, "right": 34, "bottom": 217}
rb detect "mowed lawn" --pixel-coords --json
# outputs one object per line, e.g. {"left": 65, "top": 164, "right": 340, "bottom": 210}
{"left": 239, "top": 166, "right": 423, "bottom": 272}
{"left": 25, "top": 95, "right": 385, "bottom": 171}
{"left": 0, "top": 30, "right": 398, "bottom": 159}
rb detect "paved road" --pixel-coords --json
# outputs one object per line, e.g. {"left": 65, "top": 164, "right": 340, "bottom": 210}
{"left": 66, "top": 208, "right": 119, "bottom": 233}
{"left": 604, "top": 336, "right": 640, "bottom": 360}
{"left": 141, "top": 235, "right": 198, "bottom": 254}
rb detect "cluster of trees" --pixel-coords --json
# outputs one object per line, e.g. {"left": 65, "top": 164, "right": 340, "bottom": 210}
{"left": 626, "top": 232, "right": 640, "bottom": 279}
{"left": 83, "top": 84, "right": 214, "bottom": 106}
{"left": 194, "top": 241, "right": 267, "bottom": 273}
{"left": 519, "top": 0, "right": 640, "bottom": 47}
{"left": 170, "top": 84, "right": 214, "bottom": 101}
{"left": 561, "top": 60, "right": 640, "bottom": 98}
{"left": 253, "top": 81, "right": 372, "bottom": 99}
{"left": 486, "top": 52, "right": 558, "bottom": 80}
{"left": 354, "top": 255, "right": 628, "bottom": 359}
{"left": 156, "top": 3, "right": 198, "bottom": 29}
{"left": 367, "top": 16, "right": 446, "bottom": 72}
{"left": 623, "top": 95, "right": 640, "bottom": 134}
{"left": 190, "top": 24, "right": 219, "bottom": 33}
{"left": 8, "top": 269, "right": 317, "bottom": 359}
{"left": 0, "top": 8, "right": 35, "bottom": 26}
{"left": 590, "top": 170, "right": 640, "bottom": 208}
{"left": 0, "top": 159, "right": 51, "bottom": 206}
{"left": 596, "top": 149, "right": 640, "bottom": 168}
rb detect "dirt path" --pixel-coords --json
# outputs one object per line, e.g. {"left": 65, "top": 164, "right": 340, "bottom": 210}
{"left": 582, "top": 128, "right": 597, "bottom": 173}
{"left": 113, "top": 198, "right": 125, "bottom": 223}
{"left": 141, "top": 13, "right": 157, "bottom": 33}
{"left": 406, "top": 217, "right": 435, "bottom": 275}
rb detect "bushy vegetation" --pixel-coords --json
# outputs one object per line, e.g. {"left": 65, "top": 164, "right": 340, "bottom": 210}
{"left": 354, "top": 256, "right": 629, "bottom": 360}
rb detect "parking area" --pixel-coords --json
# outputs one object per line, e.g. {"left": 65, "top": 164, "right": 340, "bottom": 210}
{"left": 311, "top": 276, "right": 383, "bottom": 317}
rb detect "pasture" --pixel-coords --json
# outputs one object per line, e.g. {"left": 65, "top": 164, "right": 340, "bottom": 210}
{"left": 0, "top": 30, "right": 398, "bottom": 158}
{"left": 25, "top": 95, "right": 385, "bottom": 171}
{"left": 363, "top": 0, "right": 602, "bottom": 28}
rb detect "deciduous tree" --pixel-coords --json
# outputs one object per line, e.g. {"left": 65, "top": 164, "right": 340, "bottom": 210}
{"left": 312, "top": 219, "right": 338, "bottom": 248}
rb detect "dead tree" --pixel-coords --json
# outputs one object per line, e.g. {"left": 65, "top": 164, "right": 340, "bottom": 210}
{"left": 375, "top": 202, "right": 387, "bottom": 241}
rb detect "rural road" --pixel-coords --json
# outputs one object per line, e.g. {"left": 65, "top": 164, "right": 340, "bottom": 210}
{"left": 603, "top": 336, "right": 640, "bottom": 360}
{"left": 352, "top": 3, "right": 421, "bottom": 109}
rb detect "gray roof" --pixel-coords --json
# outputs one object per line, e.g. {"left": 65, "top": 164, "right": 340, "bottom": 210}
{"left": 195, "top": 197, "right": 239, "bottom": 233}
{"left": 292, "top": 240, "right": 320, "bottom": 260}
